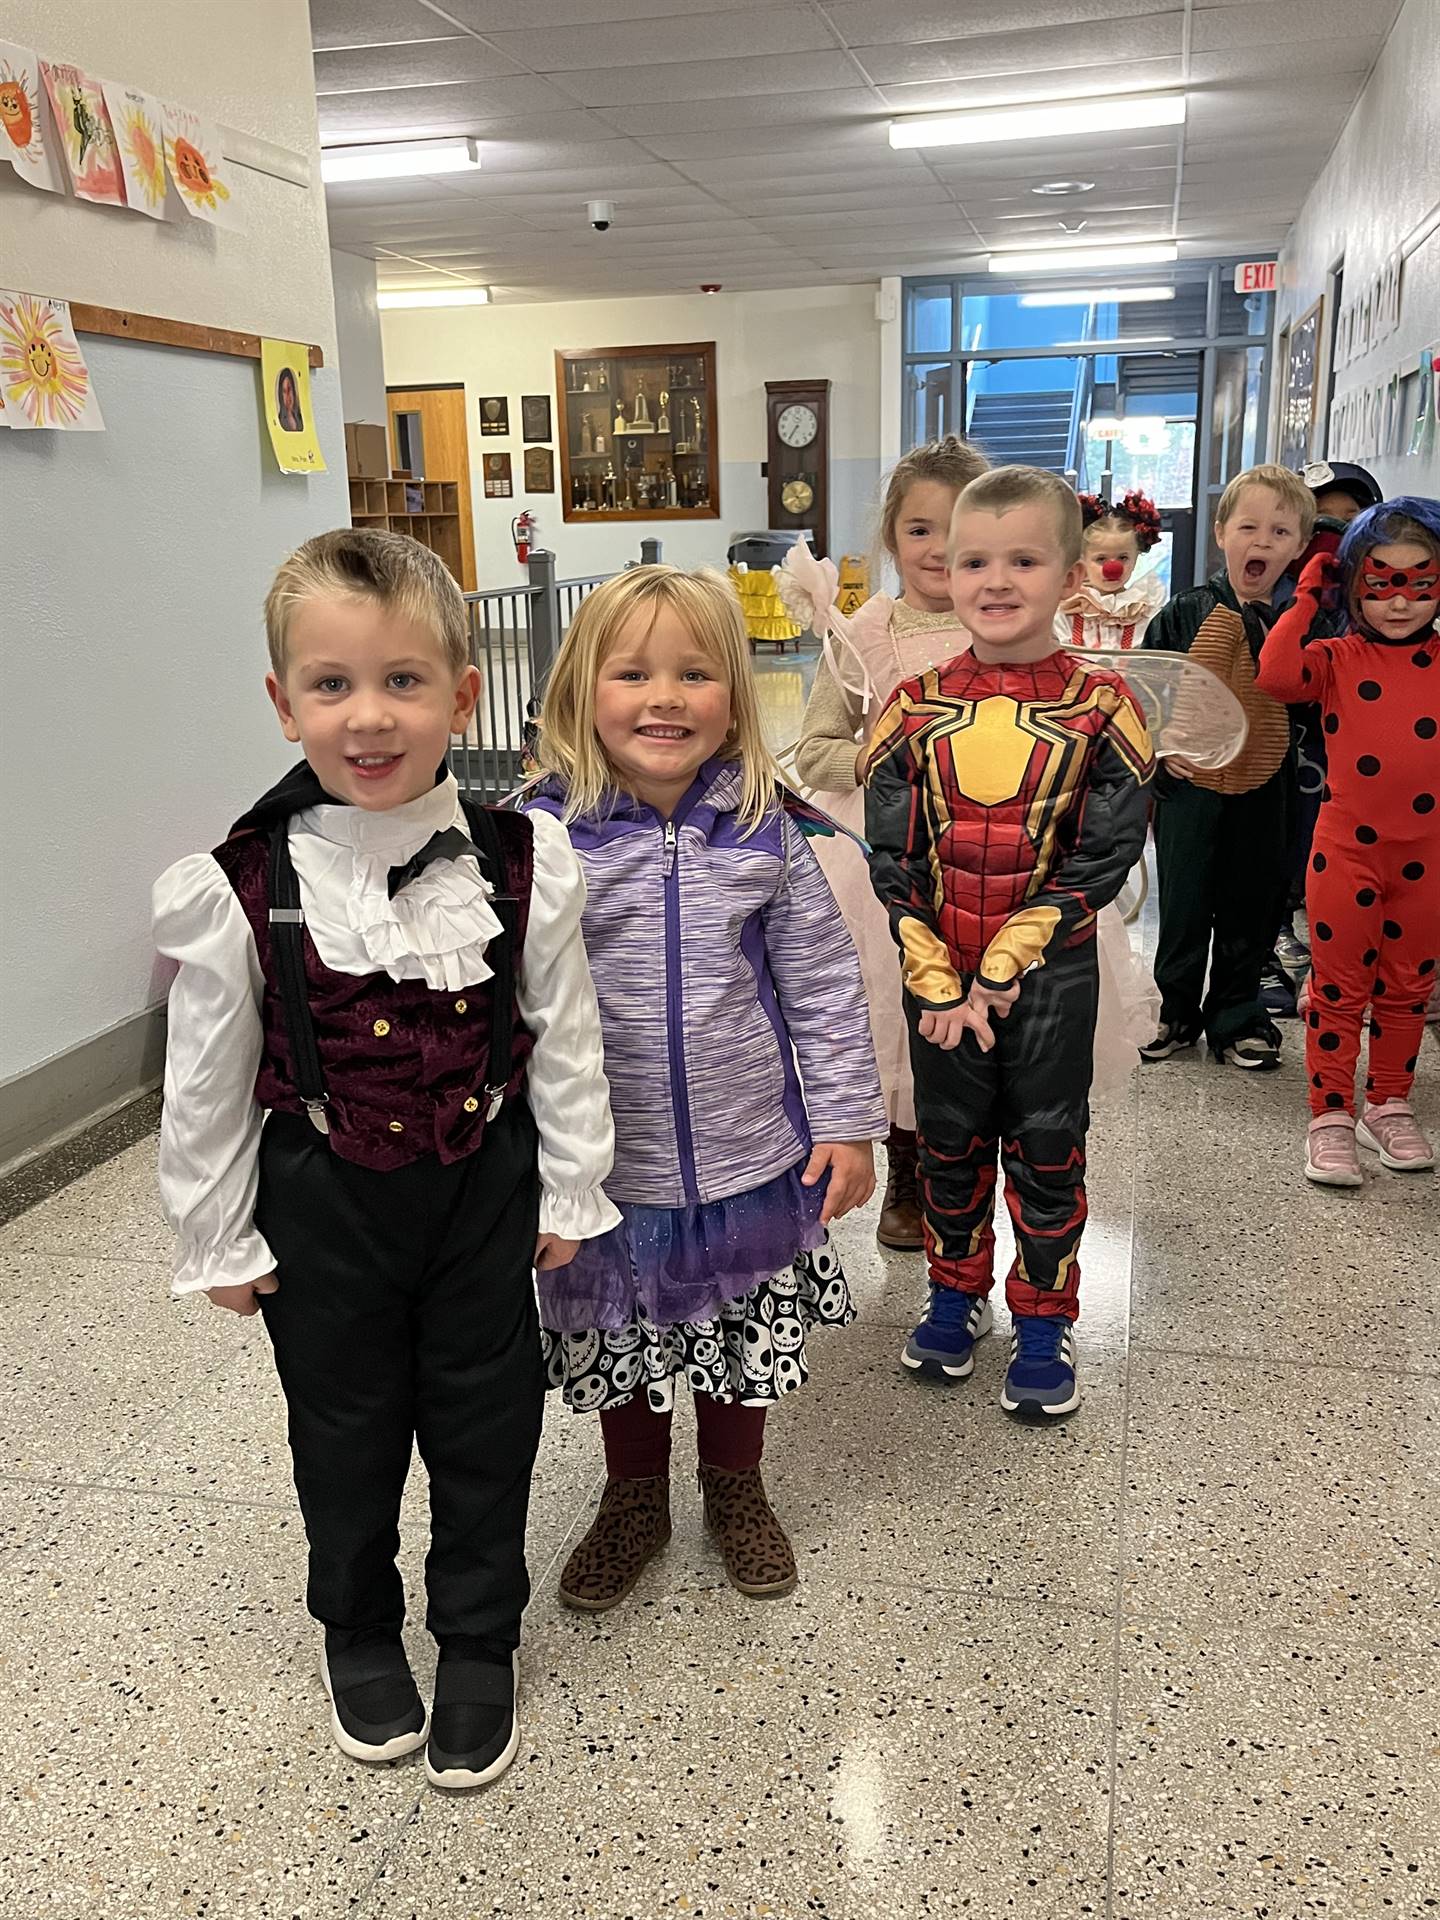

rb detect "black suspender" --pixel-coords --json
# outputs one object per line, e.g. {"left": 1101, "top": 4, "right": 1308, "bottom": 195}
{"left": 265, "top": 800, "right": 518, "bottom": 1138}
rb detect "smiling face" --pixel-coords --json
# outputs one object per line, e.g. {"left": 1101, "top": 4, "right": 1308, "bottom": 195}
{"left": 265, "top": 594, "right": 480, "bottom": 811}
{"left": 1355, "top": 539, "right": 1440, "bottom": 642}
{"left": 593, "top": 602, "right": 733, "bottom": 815}
{"left": 891, "top": 478, "right": 962, "bottom": 613}
{"left": 1215, "top": 484, "right": 1306, "bottom": 604}
{"left": 1081, "top": 520, "right": 1142, "bottom": 591}
{"left": 948, "top": 500, "right": 1083, "bottom": 661}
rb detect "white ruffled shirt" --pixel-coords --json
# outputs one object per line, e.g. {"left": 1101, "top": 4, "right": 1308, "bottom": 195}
{"left": 152, "top": 774, "right": 621, "bottom": 1295}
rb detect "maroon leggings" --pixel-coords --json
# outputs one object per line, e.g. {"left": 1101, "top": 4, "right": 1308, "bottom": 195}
{"left": 600, "top": 1394, "right": 766, "bottom": 1477}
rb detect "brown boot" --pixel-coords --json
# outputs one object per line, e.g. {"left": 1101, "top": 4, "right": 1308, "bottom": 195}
{"left": 558, "top": 1475, "right": 671, "bottom": 1612}
{"left": 698, "top": 1463, "right": 798, "bottom": 1597}
{"left": 877, "top": 1125, "right": 925, "bottom": 1251}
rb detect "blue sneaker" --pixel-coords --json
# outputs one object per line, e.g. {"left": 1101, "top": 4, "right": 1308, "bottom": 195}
{"left": 901, "top": 1286, "right": 993, "bottom": 1380}
{"left": 1000, "top": 1316, "right": 1080, "bottom": 1420}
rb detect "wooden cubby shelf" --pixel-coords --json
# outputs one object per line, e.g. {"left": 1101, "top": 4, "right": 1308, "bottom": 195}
{"left": 347, "top": 475, "right": 464, "bottom": 580}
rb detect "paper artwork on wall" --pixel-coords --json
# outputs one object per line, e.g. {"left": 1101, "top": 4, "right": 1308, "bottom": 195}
{"left": 163, "top": 103, "right": 238, "bottom": 228}
{"left": 41, "top": 60, "right": 123, "bottom": 205}
{"left": 0, "top": 42, "right": 64, "bottom": 192}
{"left": 0, "top": 290, "right": 105, "bottom": 429}
{"left": 102, "top": 81, "right": 167, "bottom": 218}
{"left": 260, "top": 337, "right": 326, "bottom": 474}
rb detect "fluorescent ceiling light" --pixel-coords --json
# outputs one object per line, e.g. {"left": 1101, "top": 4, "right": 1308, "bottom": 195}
{"left": 378, "top": 287, "right": 491, "bottom": 309}
{"left": 1020, "top": 286, "right": 1176, "bottom": 307}
{"left": 890, "top": 92, "right": 1185, "bottom": 151}
{"left": 322, "top": 138, "right": 481, "bottom": 183}
{"left": 989, "top": 244, "right": 1179, "bottom": 273}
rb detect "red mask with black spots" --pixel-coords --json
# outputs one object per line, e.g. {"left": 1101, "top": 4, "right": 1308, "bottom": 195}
{"left": 1355, "top": 540, "right": 1440, "bottom": 645}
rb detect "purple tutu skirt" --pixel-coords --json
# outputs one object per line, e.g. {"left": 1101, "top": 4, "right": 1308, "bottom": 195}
{"left": 539, "top": 1160, "right": 828, "bottom": 1334}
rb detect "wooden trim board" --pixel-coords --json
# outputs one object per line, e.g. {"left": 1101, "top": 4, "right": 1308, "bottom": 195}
{"left": 71, "top": 303, "right": 324, "bottom": 367}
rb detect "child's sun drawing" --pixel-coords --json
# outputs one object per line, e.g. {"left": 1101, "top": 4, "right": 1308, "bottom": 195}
{"left": 166, "top": 131, "right": 230, "bottom": 212}
{"left": 120, "top": 101, "right": 165, "bottom": 207}
{"left": 0, "top": 293, "right": 92, "bottom": 427}
{"left": 0, "top": 62, "right": 37, "bottom": 153}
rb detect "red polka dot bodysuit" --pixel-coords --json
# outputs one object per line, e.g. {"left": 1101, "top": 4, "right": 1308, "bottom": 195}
{"left": 1257, "top": 563, "right": 1439, "bottom": 1116}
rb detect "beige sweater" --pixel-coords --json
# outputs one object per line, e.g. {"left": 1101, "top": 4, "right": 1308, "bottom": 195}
{"left": 794, "top": 657, "right": 866, "bottom": 795}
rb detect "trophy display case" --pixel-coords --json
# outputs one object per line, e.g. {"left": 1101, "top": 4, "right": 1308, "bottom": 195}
{"left": 557, "top": 341, "right": 719, "bottom": 522}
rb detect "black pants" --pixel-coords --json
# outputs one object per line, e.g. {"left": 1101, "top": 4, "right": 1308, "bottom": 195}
{"left": 1152, "top": 763, "right": 1293, "bottom": 1047}
{"left": 908, "top": 940, "right": 1097, "bottom": 1320}
{"left": 256, "top": 1104, "right": 544, "bottom": 1647}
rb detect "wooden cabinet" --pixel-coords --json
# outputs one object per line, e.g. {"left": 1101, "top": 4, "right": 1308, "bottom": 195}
{"left": 557, "top": 341, "right": 719, "bottom": 522}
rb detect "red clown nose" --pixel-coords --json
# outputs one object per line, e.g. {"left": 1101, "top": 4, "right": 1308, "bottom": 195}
{"left": 1101, "top": 558, "right": 1127, "bottom": 582}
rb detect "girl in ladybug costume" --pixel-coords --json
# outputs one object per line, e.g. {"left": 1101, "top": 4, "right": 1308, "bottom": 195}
{"left": 1256, "top": 495, "right": 1440, "bottom": 1186}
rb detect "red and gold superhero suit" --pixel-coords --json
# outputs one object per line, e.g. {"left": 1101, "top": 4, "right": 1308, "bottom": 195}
{"left": 864, "top": 649, "right": 1154, "bottom": 1319}
{"left": 1257, "top": 544, "right": 1440, "bottom": 1118}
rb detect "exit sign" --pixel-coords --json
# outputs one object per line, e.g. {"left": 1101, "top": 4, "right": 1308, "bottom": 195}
{"left": 1234, "top": 260, "right": 1277, "bottom": 294}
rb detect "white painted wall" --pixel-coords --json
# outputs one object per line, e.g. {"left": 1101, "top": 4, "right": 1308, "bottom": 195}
{"left": 381, "top": 284, "right": 883, "bottom": 590}
{"left": 0, "top": 0, "right": 348, "bottom": 1089}
{"left": 330, "top": 248, "right": 388, "bottom": 425}
{"left": 1273, "top": 0, "right": 1440, "bottom": 496}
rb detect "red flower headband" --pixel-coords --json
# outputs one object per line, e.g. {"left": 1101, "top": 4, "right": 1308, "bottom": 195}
{"left": 1077, "top": 488, "right": 1163, "bottom": 552}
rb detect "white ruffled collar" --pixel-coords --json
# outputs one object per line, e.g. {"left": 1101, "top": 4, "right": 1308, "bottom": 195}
{"left": 294, "top": 774, "right": 504, "bottom": 993}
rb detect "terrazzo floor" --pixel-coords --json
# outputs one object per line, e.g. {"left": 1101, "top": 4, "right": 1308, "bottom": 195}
{"left": 4, "top": 995, "right": 1438, "bottom": 1917}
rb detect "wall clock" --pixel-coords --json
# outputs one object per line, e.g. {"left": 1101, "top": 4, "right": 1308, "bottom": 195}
{"left": 765, "top": 379, "right": 830, "bottom": 557}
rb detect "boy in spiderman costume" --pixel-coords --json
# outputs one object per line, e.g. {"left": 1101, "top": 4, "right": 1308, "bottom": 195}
{"left": 865, "top": 468, "right": 1154, "bottom": 1419}
{"left": 1256, "top": 494, "right": 1440, "bottom": 1186}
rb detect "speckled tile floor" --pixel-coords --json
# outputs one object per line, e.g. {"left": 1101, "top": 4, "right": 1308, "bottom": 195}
{"left": 3, "top": 1007, "right": 1437, "bottom": 1919}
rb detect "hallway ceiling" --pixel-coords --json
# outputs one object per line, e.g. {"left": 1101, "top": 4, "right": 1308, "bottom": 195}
{"left": 312, "top": 0, "right": 1401, "bottom": 301}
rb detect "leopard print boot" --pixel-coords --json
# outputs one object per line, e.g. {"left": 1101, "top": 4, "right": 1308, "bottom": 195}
{"left": 558, "top": 1475, "right": 672, "bottom": 1612}
{"left": 697, "top": 1463, "right": 798, "bottom": 1597}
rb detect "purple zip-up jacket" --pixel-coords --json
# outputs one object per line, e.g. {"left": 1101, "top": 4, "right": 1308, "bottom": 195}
{"left": 524, "top": 759, "right": 886, "bottom": 1209}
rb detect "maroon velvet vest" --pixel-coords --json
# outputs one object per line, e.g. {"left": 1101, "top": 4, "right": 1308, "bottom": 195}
{"left": 211, "top": 810, "right": 535, "bottom": 1172}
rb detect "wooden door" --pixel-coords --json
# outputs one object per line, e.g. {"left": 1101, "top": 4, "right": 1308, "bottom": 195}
{"left": 386, "top": 384, "right": 478, "bottom": 591}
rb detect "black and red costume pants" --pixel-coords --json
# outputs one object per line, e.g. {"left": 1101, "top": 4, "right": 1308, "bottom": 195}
{"left": 1305, "top": 818, "right": 1439, "bottom": 1116}
{"left": 908, "top": 939, "right": 1097, "bottom": 1321}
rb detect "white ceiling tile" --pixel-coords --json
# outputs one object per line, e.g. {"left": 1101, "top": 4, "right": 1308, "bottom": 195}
{"left": 673, "top": 155, "right": 926, "bottom": 187}
{"left": 316, "top": 77, "right": 586, "bottom": 139}
{"left": 596, "top": 89, "right": 883, "bottom": 135}
{"left": 876, "top": 61, "right": 1184, "bottom": 112}
{"left": 1190, "top": 1, "right": 1385, "bottom": 49}
{"left": 924, "top": 141, "right": 1179, "bottom": 184}
{"left": 314, "top": 38, "right": 525, "bottom": 93}
{"left": 438, "top": 0, "right": 780, "bottom": 26}
{"left": 719, "top": 183, "right": 958, "bottom": 216}
{"left": 310, "top": 0, "right": 453, "bottom": 51}
{"left": 641, "top": 121, "right": 899, "bottom": 161}
{"left": 858, "top": 15, "right": 1182, "bottom": 88}
{"left": 492, "top": 7, "right": 833, "bottom": 71}
{"left": 827, "top": 0, "right": 1171, "bottom": 43}
{"left": 547, "top": 51, "right": 863, "bottom": 109}
{"left": 463, "top": 135, "right": 659, "bottom": 173}
{"left": 1187, "top": 40, "right": 1377, "bottom": 85}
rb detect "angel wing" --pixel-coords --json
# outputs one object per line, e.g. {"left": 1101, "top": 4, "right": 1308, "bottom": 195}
{"left": 1075, "top": 647, "right": 1248, "bottom": 769}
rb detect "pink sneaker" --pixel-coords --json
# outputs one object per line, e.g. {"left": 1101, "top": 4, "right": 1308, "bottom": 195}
{"left": 1305, "top": 1115, "right": 1363, "bottom": 1187}
{"left": 1356, "top": 1101, "right": 1435, "bottom": 1171}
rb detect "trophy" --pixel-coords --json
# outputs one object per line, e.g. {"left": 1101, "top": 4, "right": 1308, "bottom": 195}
{"left": 632, "top": 379, "right": 652, "bottom": 428}
{"left": 613, "top": 403, "right": 627, "bottom": 437}
{"left": 658, "top": 389, "right": 671, "bottom": 434}
{"left": 581, "top": 413, "right": 594, "bottom": 454}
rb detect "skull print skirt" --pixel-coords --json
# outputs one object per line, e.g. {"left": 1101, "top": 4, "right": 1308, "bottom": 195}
{"left": 542, "top": 1237, "right": 855, "bottom": 1415}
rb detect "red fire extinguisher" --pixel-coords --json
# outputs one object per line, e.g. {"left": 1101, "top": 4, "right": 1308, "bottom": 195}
{"left": 512, "top": 510, "right": 537, "bottom": 564}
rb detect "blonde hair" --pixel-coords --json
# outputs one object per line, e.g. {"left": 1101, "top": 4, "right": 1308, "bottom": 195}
{"left": 264, "top": 528, "right": 470, "bottom": 678}
{"left": 1216, "top": 464, "right": 1316, "bottom": 541}
{"left": 949, "top": 466, "right": 1084, "bottom": 566}
{"left": 878, "top": 434, "right": 990, "bottom": 563}
{"left": 537, "top": 564, "right": 781, "bottom": 831}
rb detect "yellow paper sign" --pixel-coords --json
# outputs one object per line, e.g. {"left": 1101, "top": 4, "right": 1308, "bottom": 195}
{"left": 260, "top": 338, "right": 326, "bottom": 474}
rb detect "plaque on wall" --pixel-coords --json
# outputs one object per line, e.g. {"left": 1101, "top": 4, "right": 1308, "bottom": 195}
{"left": 479, "top": 396, "right": 509, "bottom": 437}
{"left": 523, "top": 446, "right": 554, "bottom": 492}
{"left": 483, "top": 450, "right": 513, "bottom": 498}
{"left": 521, "top": 394, "right": 551, "bottom": 443}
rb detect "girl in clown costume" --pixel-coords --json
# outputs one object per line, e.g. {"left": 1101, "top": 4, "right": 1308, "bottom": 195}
{"left": 1056, "top": 490, "right": 1167, "bottom": 652}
